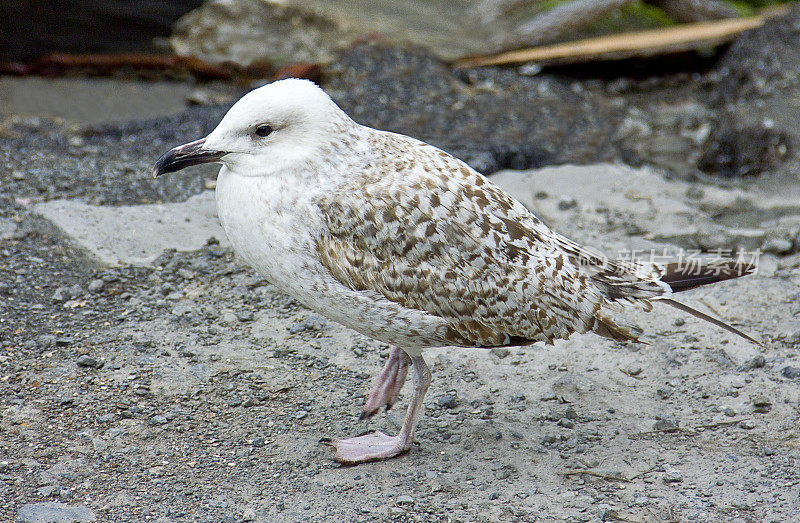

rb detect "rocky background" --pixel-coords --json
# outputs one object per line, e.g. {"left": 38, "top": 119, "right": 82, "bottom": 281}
{"left": 1, "top": 2, "right": 800, "bottom": 522}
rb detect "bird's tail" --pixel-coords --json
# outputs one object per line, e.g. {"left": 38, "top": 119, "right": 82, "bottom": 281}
{"left": 651, "top": 259, "right": 760, "bottom": 345}
{"left": 656, "top": 298, "right": 761, "bottom": 345}
{"left": 658, "top": 260, "right": 755, "bottom": 293}
{"left": 589, "top": 258, "right": 759, "bottom": 344}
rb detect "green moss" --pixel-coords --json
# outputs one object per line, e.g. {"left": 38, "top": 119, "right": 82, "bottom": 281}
{"left": 578, "top": 1, "right": 677, "bottom": 38}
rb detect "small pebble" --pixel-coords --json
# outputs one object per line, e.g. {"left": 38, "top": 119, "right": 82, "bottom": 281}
{"left": 739, "top": 420, "right": 756, "bottom": 430}
{"left": 396, "top": 494, "right": 414, "bottom": 505}
{"left": 36, "top": 335, "right": 57, "bottom": 349}
{"left": 557, "top": 197, "right": 578, "bottom": 211}
{"left": 685, "top": 186, "right": 704, "bottom": 199}
{"left": 663, "top": 468, "right": 683, "bottom": 483}
{"left": 761, "top": 238, "right": 792, "bottom": 255}
{"left": 236, "top": 310, "right": 254, "bottom": 322}
{"left": 656, "top": 388, "right": 672, "bottom": 400}
{"left": 76, "top": 355, "right": 102, "bottom": 368}
{"left": 177, "top": 268, "right": 196, "bottom": 280}
{"left": 436, "top": 394, "right": 458, "bottom": 409}
{"left": 738, "top": 355, "right": 766, "bottom": 371}
{"left": 781, "top": 366, "right": 800, "bottom": 379}
{"left": 149, "top": 415, "right": 168, "bottom": 426}
{"left": 752, "top": 396, "right": 772, "bottom": 413}
{"left": 653, "top": 419, "right": 679, "bottom": 432}
{"left": 51, "top": 287, "right": 68, "bottom": 303}
{"left": 87, "top": 279, "right": 105, "bottom": 293}
{"left": 490, "top": 346, "right": 510, "bottom": 359}
{"left": 558, "top": 419, "right": 575, "bottom": 429}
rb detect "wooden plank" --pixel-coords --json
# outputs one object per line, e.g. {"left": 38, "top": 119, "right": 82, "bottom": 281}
{"left": 454, "top": 10, "right": 786, "bottom": 68}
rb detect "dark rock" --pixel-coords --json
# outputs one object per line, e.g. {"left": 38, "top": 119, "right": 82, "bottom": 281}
{"left": 653, "top": 419, "right": 680, "bottom": 433}
{"left": 557, "top": 197, "right": 578, "bottom": 211}
{"left": 490, "top": 346, "right": 510, "bottom": 359}
{"left": 738, "top": 355, "right": 766, "bottom": 372}
{"left": 288, "top": 315, "right": 325, "bottom": 334}
{"left": 76, "top": 355, "right": 102, "bottom": 369}
{"left": 0, "top": 1, "right": 203, "bottom": 62}
{"left": 436, "top": 394, "right": 458, "bottom": 409}
{"left": 781, "top": 366, "right": 800, "bottom": 379}
{"left": 752, "top": 396, "right": 772, "bottom": 413}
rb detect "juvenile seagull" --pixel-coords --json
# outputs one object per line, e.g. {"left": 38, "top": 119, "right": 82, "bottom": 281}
{"left": 154, "top": 79, "right": 757, "bottom": 464}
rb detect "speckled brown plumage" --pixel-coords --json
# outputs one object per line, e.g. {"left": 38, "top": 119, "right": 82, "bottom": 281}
{"left": 315, "top": 131, "right": 670, "bottom": 348}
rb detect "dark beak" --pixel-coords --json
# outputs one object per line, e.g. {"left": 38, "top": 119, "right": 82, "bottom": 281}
{"left": 152, "top": 138, "right": 225, "bottom": 178}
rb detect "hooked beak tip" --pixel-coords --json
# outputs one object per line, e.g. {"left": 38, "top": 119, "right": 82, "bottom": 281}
{"left": 152, "top": 138, "right": 224, "bottom": 178}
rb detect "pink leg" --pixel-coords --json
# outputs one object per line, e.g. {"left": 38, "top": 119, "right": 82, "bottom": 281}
{"left": 333, "top": 354, "right": 431, "bottom": 464}
{"left": 361, "top": 346, "right": 411, "bottom": 419}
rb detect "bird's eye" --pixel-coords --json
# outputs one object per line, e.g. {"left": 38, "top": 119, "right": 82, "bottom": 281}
{"left": 254, "top": 124, "right": 273, "bottom": 138}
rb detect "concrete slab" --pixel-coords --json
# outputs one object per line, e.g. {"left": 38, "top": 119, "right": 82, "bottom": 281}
{"left": 32, "top": 191, "right": 228, "bottom": 266}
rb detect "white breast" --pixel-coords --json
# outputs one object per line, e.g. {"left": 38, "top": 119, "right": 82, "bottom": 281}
{"left": 215, "top": 166, "right": 321, "bottom": 283}
{"left": 213, "top": 166, "right": 452, "bottom": 353}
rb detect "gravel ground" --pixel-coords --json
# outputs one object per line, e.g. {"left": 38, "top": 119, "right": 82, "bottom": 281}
{"left": 2, "top": 9, "right": 800, "bottom": 522}
{"left": 2, "top": 219, "right": 799, "bottom": 522}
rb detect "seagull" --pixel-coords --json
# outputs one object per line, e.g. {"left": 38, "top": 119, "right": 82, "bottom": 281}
{"left": 153, "top": 78, "right": 758, "bottom": 464}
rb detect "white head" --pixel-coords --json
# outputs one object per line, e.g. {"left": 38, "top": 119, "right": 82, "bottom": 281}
{"left": 153, "top": 79, "right": 350, "bottom": 178}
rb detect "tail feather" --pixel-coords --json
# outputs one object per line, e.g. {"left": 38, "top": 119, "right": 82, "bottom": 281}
{"left": 590, "top": 257, "right": 759, "bottom": 344}
{"left": 657, "top": 298, "right": 762, "bottom": 346}
{"left": 593, "top": 315, "right": 642, "bottom": 343}
{"left": 660, "top": 261, "right": 755, "bottom": 293}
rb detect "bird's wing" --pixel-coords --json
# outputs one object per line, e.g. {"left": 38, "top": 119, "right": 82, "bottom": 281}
{"left": 314, "top": 133, "right": 641, "bottom": 347}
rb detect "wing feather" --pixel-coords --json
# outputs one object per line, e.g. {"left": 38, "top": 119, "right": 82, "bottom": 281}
{"left": 315, "top": 133, "right": 613, "bottom": 347}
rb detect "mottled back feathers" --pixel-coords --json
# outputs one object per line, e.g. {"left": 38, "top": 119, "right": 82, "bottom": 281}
{"left": 314, "top": 131, "right": 668, "bottom": 347}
